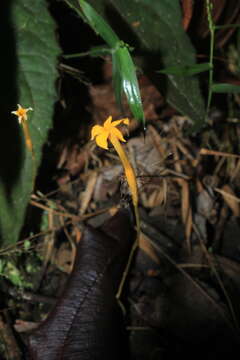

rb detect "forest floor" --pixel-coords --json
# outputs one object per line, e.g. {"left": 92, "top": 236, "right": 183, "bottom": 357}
{"left": 1, "top": 60, "right": 240, "bottom": 359}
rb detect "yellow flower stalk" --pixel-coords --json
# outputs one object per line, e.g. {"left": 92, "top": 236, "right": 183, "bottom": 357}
{"left": 11, "top": 104, "right": 34, "bottom": 154}
{"left": 11, "top": 104, "right": 36, "bottom": 185}
{"left": 91, "top": 115, "right": 140, "bottom": 299}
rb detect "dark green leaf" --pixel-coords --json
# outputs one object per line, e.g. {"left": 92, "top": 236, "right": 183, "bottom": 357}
{"left": 78, "top": 0, "right": 119, "bottom": 47}
{"left": 114, "top": 46, "right": 145, "bottom": 127}
{"left": 158, "top": 63, "right": 212, "bottom": 76}
{"left": 211, "top": 83, "right": 240, "bottom": 93}
{"left": 112, "top": 50, "right": 123, "bottom": 112}
{"left": 0, "top": 0, "right": 60, "bottom": 246}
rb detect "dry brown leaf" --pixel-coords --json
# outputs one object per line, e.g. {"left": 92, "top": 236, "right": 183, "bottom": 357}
{"left": 155, "top": 179, "right": 167, "bottom": 206}
{"left": 230, "top": 158, "right": 240, "bottom": 182}
{"left": 196, "top": 179, "right": 204, "bottom": 193}
{"left": 139, "top": 232, "right": 160, "bottom": 265}
{"left": 148, "top": 125, "right": 168, "bottom": 158}
{"left": 14, "top": 320, "right": 40, "bottom": 333}
{"left": 181, "top": 180, "right": 192, "bottom": 248}
{"left": 79, "top": 171, "right": 98, "bottom": 215}
{"left": 215, "top": 185, "right": 240, "bottom": 217}
{"left": 181, "top": 0, "right": 194, "bottom": 30}
{"left": 176, "top": 139, "right": 194, "bottom": 161}
{"left": 147, "top": 191, "right": 159, "bottom": 208}
{"left": 171, "top": 140, "right": 193, "bottom": 248}
{"left": 54, "top": 242, "right": 74, "bottom": 273}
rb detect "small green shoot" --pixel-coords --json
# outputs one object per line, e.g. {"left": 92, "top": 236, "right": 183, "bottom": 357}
{"left": 206, "top": 0, "right": 215, "bottom": 115}
{"left": 206, "top": 0, "right": 240, "bottom": 114}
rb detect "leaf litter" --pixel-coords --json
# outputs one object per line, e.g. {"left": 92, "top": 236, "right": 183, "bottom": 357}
{"left": 1, "top": 61, "right": 240, "bottom": 359}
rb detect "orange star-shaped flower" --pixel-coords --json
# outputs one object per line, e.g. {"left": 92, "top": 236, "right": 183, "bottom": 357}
{"left": 91, "top": 115, "right": 129, "bottom": 150}
{"left": 91, "top": 114, "right": 139, "bottom": 229}
{"left": 11, "top": 104, "right": 33, "bottom": 124}
{"left": 91, "top": 116, "right": 141, "bottom": 300}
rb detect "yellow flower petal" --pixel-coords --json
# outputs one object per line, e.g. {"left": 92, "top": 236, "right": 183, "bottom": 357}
{"left": 91, "top": 125, "right": 104, "bottom": 140}
{"left": 103, "top": 116, "right": 113, "bottom": 129}
{"left": 91, "top": 116, "right": 129, "bottom": 149}
{"left": 95, "top": 131, "right": 109, "bottom": 149}
{"left": 111, "top": 119, "right": 124, "bottom": 127}
{"left": 111, "top": 118, "right": 129, "bottom": 128}
{"left": 110, "top": 127, "right": 126, "bottom": 142}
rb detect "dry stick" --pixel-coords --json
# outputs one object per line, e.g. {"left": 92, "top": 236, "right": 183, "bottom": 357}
{"left": 30, "top": 200, "right": 81, "bottom": 220}
{"left": 30, "top": 199, "right": 113, "bottom": 221}
{"left": 200, "top": 148, "right": 240, "bottom": 158}
{"left": 175, "top": 138, "right": 195, "bottom": 161}
{"left": 171, "top": 141, "right": 192, "bottom": 252}
{"left": 60, "top": 213, "right": 77, "bottom": 273}
{"left": 79, "top": 171, "right": 98, "bottom": 215}
{"left": 32, "top": 176, "right": 82, "bottom": 200}
{"left": 231, "top": 158, "right": 240, "bottom": 182}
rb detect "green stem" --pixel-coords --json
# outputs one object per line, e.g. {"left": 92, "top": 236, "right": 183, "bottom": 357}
{"left": 206, "top": 0, "right": 215, "bottom": 116}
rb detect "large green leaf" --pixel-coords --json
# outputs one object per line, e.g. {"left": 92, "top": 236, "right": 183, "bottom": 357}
{"left": 87, "top": 0, "right": 206, "bottom": 132}
{"left": 0, "top": 0, "right": 60, "bottom": 246}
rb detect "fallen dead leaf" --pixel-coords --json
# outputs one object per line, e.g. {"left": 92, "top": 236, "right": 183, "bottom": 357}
{"left": 139, "top": 232, "right": 160, "bottom": 265}
{"left": 79, "top": 171, "right": 98, "bottom": 215}
{"left": 215, "top": 185, "right": 240, "bottom": 217}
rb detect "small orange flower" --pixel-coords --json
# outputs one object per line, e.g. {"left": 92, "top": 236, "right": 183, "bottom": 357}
{"left": 91, "top": 115, "right": 129, "bottom": 149}
{"left": 11, "top": 104, "right": 33, "bottom": 124}
{"left": 92, "top": 116, "right": 140, "bottom": 300}
{"left": 91, "top": 116, "right": 139, "bottom": 228}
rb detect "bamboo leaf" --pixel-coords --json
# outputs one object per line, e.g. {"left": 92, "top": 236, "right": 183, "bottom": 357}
{"left": 114, "top": 45, "right": 145, "bottom": 127}
{"left": 112, "top": 50, "right": 123, "bottom": 112}
{"left": 72, "top": 0, "right": 120, "bottom": 47}
{"left": 211, "top": 83, "right": 240, "bottom": 93}
{"left": 158, "top": 63, "right": 212, "bottom": 76}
